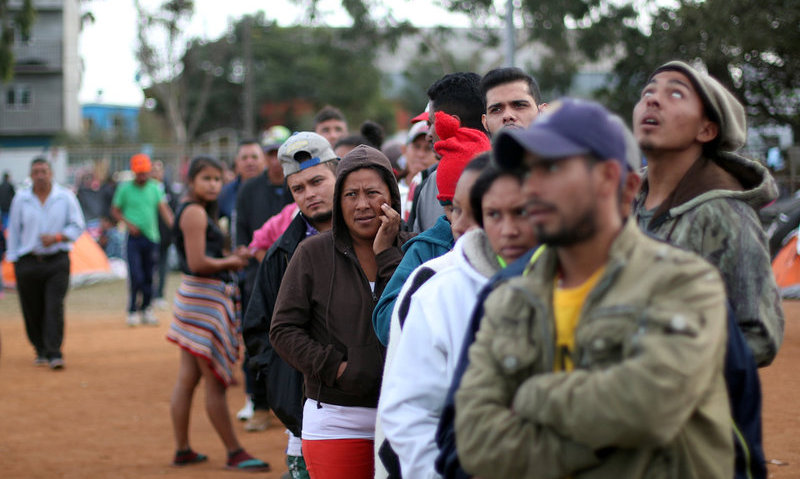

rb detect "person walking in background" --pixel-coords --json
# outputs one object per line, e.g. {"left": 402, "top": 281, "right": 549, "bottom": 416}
{"left": 0, "top": 171, "right": 15, "bottom": 228}
{"left": 270, "top": 145, "right": 413, "bottom": 479}
{"left": 166, "top": 156, "right": 270, "bottom": 472}
{"left": 151, "top": 160, "right": 176, "bottom": 310}
{"left": 6, "top": 158, "right": 85, "bottom": 370}
{"left": 111, "top": 154, "right": 174, "bottom": 327}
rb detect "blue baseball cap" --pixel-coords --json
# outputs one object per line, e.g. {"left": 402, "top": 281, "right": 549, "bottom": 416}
{"left": 494, "top": 98, "right": 629, "bottom": 171}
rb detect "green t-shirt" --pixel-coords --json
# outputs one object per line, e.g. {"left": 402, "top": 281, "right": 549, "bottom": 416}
{"left": 112, "top": 179, "right": 165, "bottom": 242}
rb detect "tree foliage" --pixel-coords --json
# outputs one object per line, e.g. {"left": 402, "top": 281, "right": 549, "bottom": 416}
{"left": 0, "top": 0, "right": 36, "bottom": 82}
{"left": 175, "top": 12, "right": 398, "bottom": 138}
{"left": 302, "top": 0, "right": 799, "bottom": 136}
{"left": 599, "top": 0, "right": 800, "bottom": 136}
{"left": 134, "top": 0, "right": 200, "bottom": 151}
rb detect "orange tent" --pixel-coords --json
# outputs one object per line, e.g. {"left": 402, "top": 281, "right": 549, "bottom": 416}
{"left": 2, "top": 232, "right": 112, "bottom": 288}
{"left": 772, "top": 234, "right": 800, "bottom": 289}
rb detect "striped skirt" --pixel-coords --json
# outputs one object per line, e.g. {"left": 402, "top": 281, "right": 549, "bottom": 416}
{"left": 167, "top": 274, "right": 241, "bottom": 387}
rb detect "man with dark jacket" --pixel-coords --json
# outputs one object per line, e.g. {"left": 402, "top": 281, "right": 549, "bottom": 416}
{"left": 243, "top": 131, "right": 338, "bottom": 478}
{"left": 235, "top": 130, "right": 293, "bottom": 432}
{"left": 408, "top": 72, "right": 488, "bottom": 233}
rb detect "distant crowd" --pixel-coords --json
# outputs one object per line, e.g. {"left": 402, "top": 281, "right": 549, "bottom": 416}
{"left": 1, "top": 61, "right": 785, "bottom": 479}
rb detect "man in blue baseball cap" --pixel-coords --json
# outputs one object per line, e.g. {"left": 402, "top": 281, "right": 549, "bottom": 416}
{"left": 453, "top": 98, "right": 734, "bottom": 478}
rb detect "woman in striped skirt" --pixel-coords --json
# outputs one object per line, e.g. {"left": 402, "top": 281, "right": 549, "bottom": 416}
{"left": 166, "top": 156, "right": 269, "bottom": 472}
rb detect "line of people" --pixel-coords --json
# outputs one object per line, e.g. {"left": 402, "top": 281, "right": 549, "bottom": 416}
{"left": 6, "top": 57, "right": 781, "bottom": 478}
{"left": 241, "top": 61, "right": 782, "bottom": 479}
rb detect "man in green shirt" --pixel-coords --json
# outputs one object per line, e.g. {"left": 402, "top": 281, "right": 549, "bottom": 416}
{"left": 112, "top": 154, "right": 174, "bottom": 326}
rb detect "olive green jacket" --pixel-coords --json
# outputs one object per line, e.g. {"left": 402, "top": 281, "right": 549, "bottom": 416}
{"left": 634, "top": 152, "right": 783, "bottom": 367}
{"left": 455, "top": 220, "right": 733, "bottom": 479}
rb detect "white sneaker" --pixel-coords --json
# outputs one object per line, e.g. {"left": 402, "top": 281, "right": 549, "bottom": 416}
{"left": 141, "top": 307, "right": 159, "bottom": 326}
{"left": 236, "top": 396, "right": 254, "bottom": 421}
{"left": 153, "top": 298, "right": 169, "bottom": 310}
{"left": 127, "top": 312, "right": 140, "bottom": 327}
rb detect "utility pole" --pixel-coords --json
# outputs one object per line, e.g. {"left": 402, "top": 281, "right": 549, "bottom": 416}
{"left": 504, "top": 0, "right": 515, "bottom": 67}
{"left": 242, "top": 16, "right": 255, "bottom": 138}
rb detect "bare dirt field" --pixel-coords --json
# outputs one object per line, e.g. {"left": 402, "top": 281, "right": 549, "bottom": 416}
{"left": 0, "top": 274, "right": 798, "bottom": 478}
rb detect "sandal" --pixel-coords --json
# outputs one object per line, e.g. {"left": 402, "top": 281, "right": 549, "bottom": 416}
{"left": 226, "top": 448, "right": 271, "bottom": 472}
{"left": 172, "top": 448, "right": 208, "bottom": 466}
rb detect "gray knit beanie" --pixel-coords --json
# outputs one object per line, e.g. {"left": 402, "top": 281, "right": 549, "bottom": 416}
{"left": 651, "top": 60, "right": 746, "bottom": 152}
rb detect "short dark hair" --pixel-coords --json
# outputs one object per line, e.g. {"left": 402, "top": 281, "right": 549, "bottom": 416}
{"left": 237, "top": 138, "right": 260, "bottom": 149}
{"left": 314, "top": 105, "right": 347, "bottom": 126}
{"left": 480, "top": 67, "right": 542, "bottom": 105}
{"left": 31, "top": 157, "right": 49, "bottom": 168}
{"left": 469, "top": 163, "right": 521, "bottom": 227}
{"left": 334, "top": 120, "right": 385, "bottom": 150}
{"left": 427, "top": 72, "right": 486, "bottom": 132}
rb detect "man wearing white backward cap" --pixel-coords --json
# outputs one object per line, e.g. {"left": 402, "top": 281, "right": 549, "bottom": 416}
{"left": 242, "top": 131, "right": 339, "bottom": 479}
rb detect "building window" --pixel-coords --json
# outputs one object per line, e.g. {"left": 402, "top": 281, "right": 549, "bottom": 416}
{"left": 6, "top": 85, "right": 33, "bottom": 111}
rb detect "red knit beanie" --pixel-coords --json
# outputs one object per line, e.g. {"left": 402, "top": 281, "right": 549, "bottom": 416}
{"left": 434, "top": 111, "right": 491, "bottom": 203}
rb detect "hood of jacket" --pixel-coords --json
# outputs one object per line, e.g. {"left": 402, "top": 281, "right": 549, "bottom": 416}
{"left": 456, "top": 228, "right": 502, "bottom": 279}
{"left": 332, "top": 144, "right": 402, "bottom": 246}
{"left": 642, "top": 152, "right": 778, "bottom": 225}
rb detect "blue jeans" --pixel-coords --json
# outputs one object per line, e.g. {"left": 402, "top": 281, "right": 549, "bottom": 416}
{"left": 126, "top": 234, "right": 157, "bottom": 313}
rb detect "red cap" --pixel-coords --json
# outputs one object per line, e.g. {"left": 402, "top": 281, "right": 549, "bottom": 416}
{"left": 410, "top": 110, "right": 429, "bottom": 124}
{"left": 130, "top": 153, "right": 152, "bottom": 174}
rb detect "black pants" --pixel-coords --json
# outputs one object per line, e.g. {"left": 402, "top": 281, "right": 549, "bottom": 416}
{"left": 14, "top": 252, "right": 70, "bottom": 360}
{"left": 240, "top": 267, "right": 268, "bottom": 411}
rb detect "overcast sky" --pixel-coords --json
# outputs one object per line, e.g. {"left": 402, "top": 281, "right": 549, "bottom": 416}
{"left": 79, "top": 0, "right": 475, "bottom": 106}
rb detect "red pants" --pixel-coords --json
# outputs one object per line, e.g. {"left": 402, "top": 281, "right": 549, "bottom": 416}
{"left": 302, "top": 438, "right": 374, "bottom": 479}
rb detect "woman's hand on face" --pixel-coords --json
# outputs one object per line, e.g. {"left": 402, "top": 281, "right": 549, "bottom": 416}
{"left": 373, "top": 203, "right": 400, "bottom": 255}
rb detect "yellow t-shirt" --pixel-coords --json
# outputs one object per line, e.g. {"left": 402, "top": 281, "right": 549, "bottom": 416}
{"left": 552, "top": 266, "right": 606, "bottom": 372}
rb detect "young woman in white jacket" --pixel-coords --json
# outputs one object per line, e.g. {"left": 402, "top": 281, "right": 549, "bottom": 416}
{"left": 378, "top": 159, "right": 538, "bottom": 479}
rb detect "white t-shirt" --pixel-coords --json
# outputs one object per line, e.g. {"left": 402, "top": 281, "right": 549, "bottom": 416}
{"left": 302, "top": 399, "right": 377, "bottom": 440}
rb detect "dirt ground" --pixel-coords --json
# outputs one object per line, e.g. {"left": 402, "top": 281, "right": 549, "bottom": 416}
{"left": 0, "top": 274, "right": 798, "bottom": 478}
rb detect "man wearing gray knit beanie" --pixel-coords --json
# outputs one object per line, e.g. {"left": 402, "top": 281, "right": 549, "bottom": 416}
{"left": 632, "top": 60, "right": 781, "bottom": 479}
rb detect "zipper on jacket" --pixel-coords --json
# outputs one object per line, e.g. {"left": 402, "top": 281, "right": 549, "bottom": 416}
{"left": 344, "top": 249, "right": 379, "bottom": 302}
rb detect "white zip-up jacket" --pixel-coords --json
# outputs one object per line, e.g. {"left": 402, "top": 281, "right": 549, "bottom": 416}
{"left": 378, "top": 229, "right": 501, "bottom": 479}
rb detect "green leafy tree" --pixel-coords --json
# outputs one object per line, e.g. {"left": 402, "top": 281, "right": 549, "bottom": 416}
{"left": 176, "top": 13, "right": 397, "bottom": 137}
{"left": 0, "top": 0, "right": 35, "bottom": 82}
{"left": 599, "top": 0, "right": 800, "bottom": 137}
{"left": 305, "top": 0, "right": 798, "bottom": 137}
{"left": 134, "top": 0, "right": 203, "bottom": 154}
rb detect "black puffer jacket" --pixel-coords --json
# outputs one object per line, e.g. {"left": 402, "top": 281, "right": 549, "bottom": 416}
{"left": 242, "top": 212, "right": 308, "bottom": 436}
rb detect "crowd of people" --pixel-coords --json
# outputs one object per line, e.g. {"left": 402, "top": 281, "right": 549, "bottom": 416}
{"left": 0, "top": 59, "right": 786, "bottom": 479}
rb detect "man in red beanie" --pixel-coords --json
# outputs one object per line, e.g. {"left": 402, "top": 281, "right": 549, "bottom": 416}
{"left": 408, "top": 72, "right": 488, "bottom": 233}
{"left": 112, "top": 154, "right": 174, "bottom": 327}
